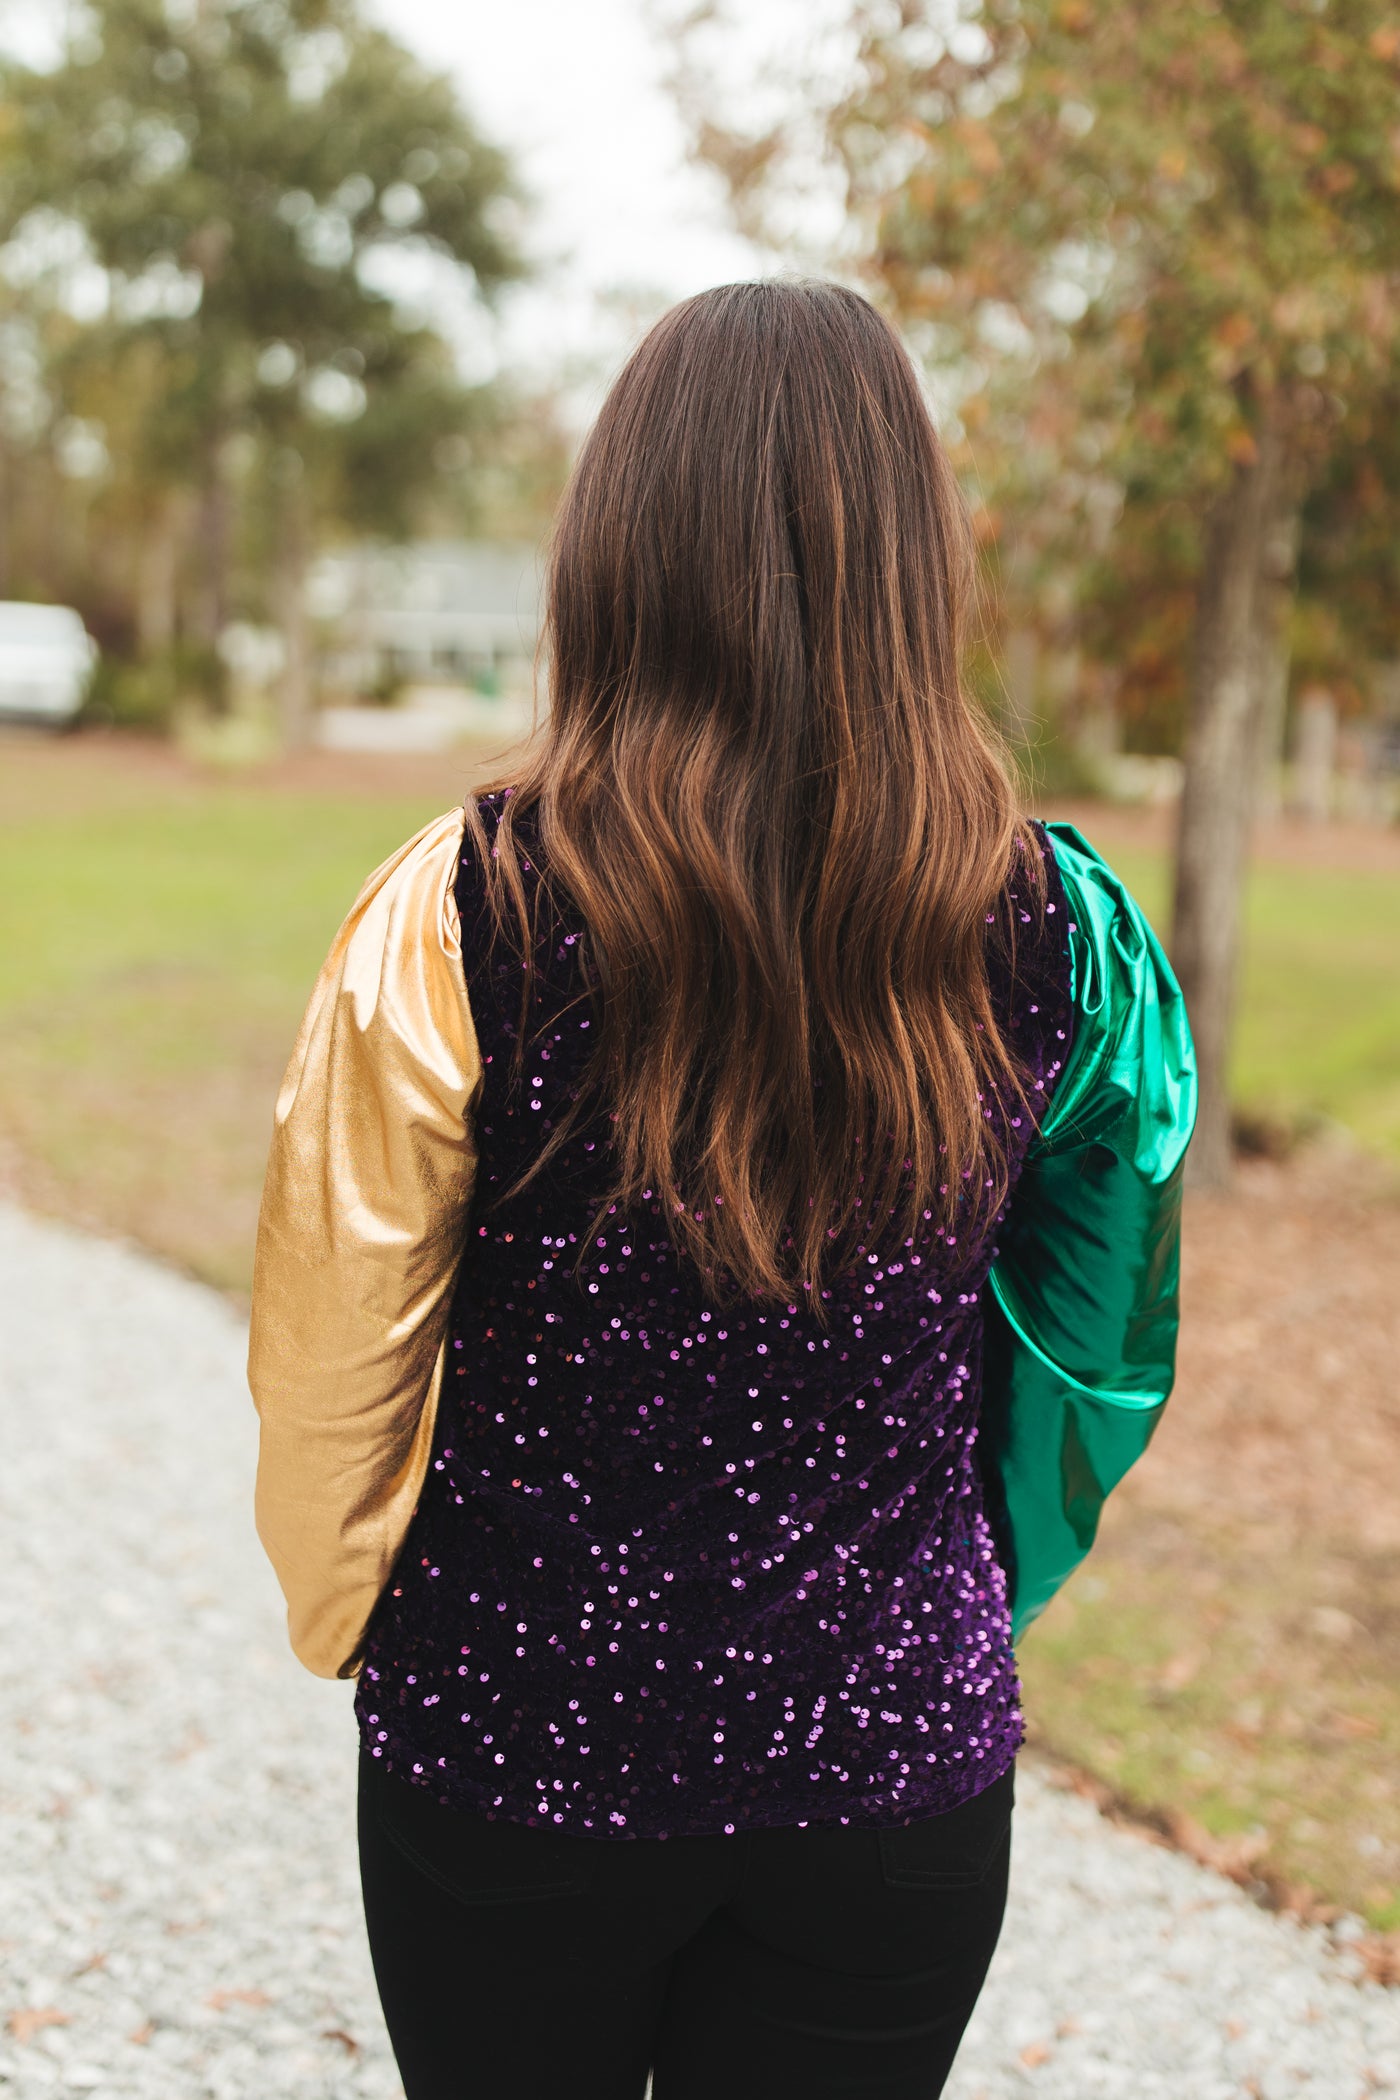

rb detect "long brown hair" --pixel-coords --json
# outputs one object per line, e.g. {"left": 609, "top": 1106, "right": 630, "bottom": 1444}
{"left": 466, "top": 278, "right": 1037, "bottom": 1311}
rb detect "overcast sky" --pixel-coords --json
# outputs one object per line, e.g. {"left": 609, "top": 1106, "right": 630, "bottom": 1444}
{"left": 373, "top": 0, "right": 763, "bottom": 391}
{"left": 0, "top": 0, "right": 852, "bottom": 413}
{"left": 373, "top": 0, "right": 854, "bottom": 411}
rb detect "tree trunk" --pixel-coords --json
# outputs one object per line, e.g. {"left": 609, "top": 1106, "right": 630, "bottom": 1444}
{"left": 1249, "top": 501, "right": 1299, "bottom": 822}
{"left": 0, "top": 432, "right": 10, "bottom": 599}
{"left": 1170, "top": 423, "right": 1292, "bottom": 1189}
{"left": 1292, "top": 688, "right": 1337, "bottom": 821}
{"left": 1001, "top": 537, "right": 1039, "bottom": 754}
{"left": 136, "top": 493, "right": 181, "bottom": 658}
{"left": 191, "top": 432, "right": 230, "bottom": 650}
{"left": 275, "top": 471, "right": 313, "bottom": 749}
{"left": 1003, "top": 626, "right": 1039, "bottom": 744}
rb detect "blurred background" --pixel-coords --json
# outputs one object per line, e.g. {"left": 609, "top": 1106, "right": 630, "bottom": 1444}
{"left": 1, "top": 0, "right": 1397, "bottom": 1978}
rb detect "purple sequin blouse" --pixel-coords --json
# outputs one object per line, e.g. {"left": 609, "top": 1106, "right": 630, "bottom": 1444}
{"left": 356, "top": 797, "right": 1074, "bottom": 1837}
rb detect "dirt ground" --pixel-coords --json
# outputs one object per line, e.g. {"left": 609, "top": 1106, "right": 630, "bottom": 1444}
{"left": 7, "top": 726, "right": 1400, "bottom": 867}
{"left": 0, "top": 722, "right": 509, "bottom": 821}
{"left": 1043, "top": 793, "right": 1400, "bottom": 876}
{"left": 1019, "top": 1140, "right": 1400, "bottom": 1966}
{"left": 1168, "top": 1146, "right": 1400, "bottom": 1565}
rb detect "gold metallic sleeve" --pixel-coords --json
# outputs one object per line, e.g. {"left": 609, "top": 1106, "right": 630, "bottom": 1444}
{"left": 247, "top": 806, "right": 481, "bottom": 1680}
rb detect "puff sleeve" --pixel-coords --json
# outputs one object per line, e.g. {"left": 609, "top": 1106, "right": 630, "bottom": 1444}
{"left": 983, "top": 822, "right": 1199, "bottom": 1640}
{"left": 247, "top": 806, "right": 482, "bottom": 1680}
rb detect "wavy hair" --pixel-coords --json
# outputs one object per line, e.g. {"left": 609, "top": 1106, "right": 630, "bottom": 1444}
{"left": 466, "top": 278, "right": 1038, "bottom": 1311}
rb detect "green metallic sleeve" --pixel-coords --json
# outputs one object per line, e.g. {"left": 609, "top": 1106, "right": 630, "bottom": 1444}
{"left": 983, "top": 822, "right": 1198, "bottom": 1640}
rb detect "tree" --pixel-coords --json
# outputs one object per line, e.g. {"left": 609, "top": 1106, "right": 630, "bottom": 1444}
{"left": 1294, "top": 380, "right": 1400, "bottom": 700}
{"left": 674, "top": 0, "right": 1400, "bottom": 1183}
{"left": 0, "top": 0, "right": 523, "bottom": 733}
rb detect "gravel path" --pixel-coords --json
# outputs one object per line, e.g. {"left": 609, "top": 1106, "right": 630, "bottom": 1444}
{"left": 3, "top": 1203, "right": 1397, "bottom": 2099}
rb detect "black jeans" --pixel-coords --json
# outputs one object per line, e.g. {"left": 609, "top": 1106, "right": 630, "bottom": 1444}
{"left": 358, "top": 1750, "right": 1013, "bottom": 2099}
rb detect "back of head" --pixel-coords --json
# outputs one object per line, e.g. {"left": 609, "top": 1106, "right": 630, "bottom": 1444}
{"left": 470, "top": 277, "right": 1036, "bottom": 1311}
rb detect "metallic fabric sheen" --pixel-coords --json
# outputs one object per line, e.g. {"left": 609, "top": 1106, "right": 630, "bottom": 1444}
{"left": 249, "top": 804, "right": 1193, "bottom": 1710}
{"left": 248, "top": 807, "right": 481, "bottom": 1680}
{"left": 984, "top": 823, "right": 1199, "bottom": 1639}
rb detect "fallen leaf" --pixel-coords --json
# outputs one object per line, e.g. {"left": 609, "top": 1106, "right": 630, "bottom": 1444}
{"left": 322, "top": 2028, "right": 361, "bottom": 2055}
{"left": 1331, "top": 1712, "right": 1380, "bottom": 1739}
{"left": 1019, "top": 2040, "right": 1052, "bottom": 2068}
{"left": 1306, "top": 1604, "right": 1359, "bottom": 1643}
{"left": 1356, "top": 1936, "right": 1400, "bottom": 1989}
{"left": 1163, "top": 1809, "right": 1269, "bottom": 1881}
{"left": 129, "top": 2021, "right": 155, "bottom": 2045}
{"left": 8, "top": 2008, "right": 70, "bottom": 2045}
{"left": 1157, "top": 1648, "right": 1202, "bottom": 1691}
{"left": 206, "top": 1988, "right": 271, "bottom": 2012}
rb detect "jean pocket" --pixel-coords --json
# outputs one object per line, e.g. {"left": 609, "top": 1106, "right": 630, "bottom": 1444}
{"left": 877, "top": 1764, "right": 1015, "bottom": 1890}
{"left": 367, "top": 1763, "right": 600, "bottom": 1907}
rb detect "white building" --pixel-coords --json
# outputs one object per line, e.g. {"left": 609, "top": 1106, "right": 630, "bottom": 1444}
{"left": 309, "top": 540, "right": 544, "bottom": 697}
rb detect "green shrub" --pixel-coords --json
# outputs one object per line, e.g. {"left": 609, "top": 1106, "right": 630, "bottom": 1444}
{"left": 1009, "top": 723, "right": 1109, "bottom": 801}
{"left": 79, "top": 645, "right": 229, "bottom": 731}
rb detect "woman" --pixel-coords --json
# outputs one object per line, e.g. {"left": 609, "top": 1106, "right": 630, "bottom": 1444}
{"left": 249, "top": 279, "right": 1196, "bottom": 2099}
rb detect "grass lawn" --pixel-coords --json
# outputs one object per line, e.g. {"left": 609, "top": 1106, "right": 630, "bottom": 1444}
{"left": 1044, "top": 826, "right": 1400, "bottom": 1158}
{"left": 3, "top": 731, "right": 1399, "bottom": 1952}
{"left": 0, "top": 734, "right": 473, "bottom": 1291}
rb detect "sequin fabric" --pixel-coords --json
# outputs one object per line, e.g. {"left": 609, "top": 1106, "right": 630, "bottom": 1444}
{"left": 356, "top": 797, "right": 1075, "bottom": 1837}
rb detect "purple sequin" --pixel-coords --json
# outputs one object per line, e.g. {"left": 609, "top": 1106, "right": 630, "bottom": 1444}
{"left": 356, "top": 800, "right": 1074, "bottom": 1838}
